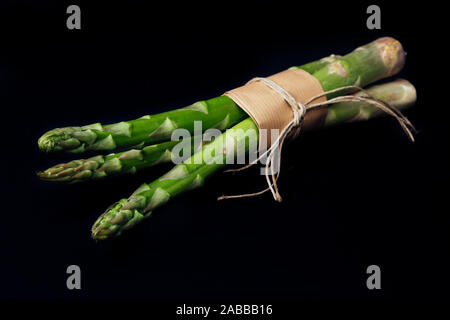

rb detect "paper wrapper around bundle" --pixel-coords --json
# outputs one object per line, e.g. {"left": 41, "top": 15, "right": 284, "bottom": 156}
{"left": 224, "top": 68, "right": 327, "bottom": 148}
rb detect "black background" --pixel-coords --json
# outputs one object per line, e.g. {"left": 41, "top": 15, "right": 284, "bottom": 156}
{"left": 0, "top": 0, "right": 448, "bottom": 306}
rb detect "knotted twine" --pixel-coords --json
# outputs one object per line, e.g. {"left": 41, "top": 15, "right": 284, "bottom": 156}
{"left": 218, "top": 75, "right": 415, "bottom": 202}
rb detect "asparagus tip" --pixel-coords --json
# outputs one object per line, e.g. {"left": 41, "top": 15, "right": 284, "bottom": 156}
{"left": 91, "top": 199, "right": 147, "bottom": 240}
{"left": 38, "top": 127, "right": 82, "bottom": 153}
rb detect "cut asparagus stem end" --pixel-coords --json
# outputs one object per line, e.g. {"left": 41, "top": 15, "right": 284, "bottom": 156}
{"left": 374, "top": 37, "right": 406, "bottom": 77}
{"left": 325, "top": 79, "right": 417, "bottom": 125}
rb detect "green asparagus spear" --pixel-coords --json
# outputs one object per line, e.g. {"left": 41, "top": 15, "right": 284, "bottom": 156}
{"left": 325, "top": 79, "right": 416, "bottom": 125}
{"left": 290, "top": 37, "right": 405, "bottom": 96}
{"left": 37, "top": 43, "right": 369, "bottom": 154}
{"left": 37, "top": 138, "right": 199, "bottom": 183}
{"left": 92, "top": 79, "right": 416, "bottom": 240}
{"left": 37, "top": 54, "right": 338, "bottom": 180}
{"left": 92, "top": 118, "right": 256, "bottom": 239}
{"left": 91, "top": 36, "right": 411, "bottom": 240}
{"left": 39, "top": 79, "right": 415, "bottom": 184}
{"left": 38, "top": 96, "right": 248, "bottom": 154}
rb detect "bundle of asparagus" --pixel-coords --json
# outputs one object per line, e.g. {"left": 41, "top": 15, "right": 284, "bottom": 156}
{"left": 37, "top": 37, "right": 417, "bottom": 240}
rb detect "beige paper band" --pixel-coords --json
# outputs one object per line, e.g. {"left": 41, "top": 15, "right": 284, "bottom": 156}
{"left": 224, "top": 68, "right": 327, "bottom": 146}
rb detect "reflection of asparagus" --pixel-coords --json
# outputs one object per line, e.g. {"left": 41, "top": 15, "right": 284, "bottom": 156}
{"left": 91, "top": 35, "right": 412, "bottom": 240}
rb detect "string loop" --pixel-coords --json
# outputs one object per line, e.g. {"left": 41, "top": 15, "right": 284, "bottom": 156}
{"left": 218, "top": 79, "right": 415, "bottom": 202}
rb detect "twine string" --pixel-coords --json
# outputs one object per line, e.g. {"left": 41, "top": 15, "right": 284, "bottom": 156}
{"left": 217, "top": 78, "right": 416, "bottom": 202}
